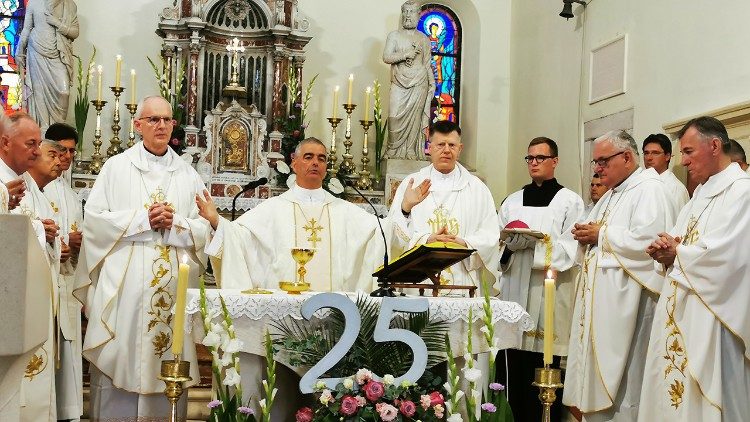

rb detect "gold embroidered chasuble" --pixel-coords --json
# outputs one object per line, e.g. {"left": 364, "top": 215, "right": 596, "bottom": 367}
{"left": 639, "top": 163, "right": 750, "bottom": 422}
{"left": 563, "top": 167, "right": 674, "bottom": 417}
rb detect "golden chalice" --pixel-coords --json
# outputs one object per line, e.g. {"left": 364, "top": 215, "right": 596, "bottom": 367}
{"left": 279, "top": 248, "right": 315, "bottom": 294}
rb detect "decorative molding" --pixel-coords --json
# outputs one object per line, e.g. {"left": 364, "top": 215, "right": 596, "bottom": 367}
{"left": 663, "top": 101, "right": 750, "bottom": 138}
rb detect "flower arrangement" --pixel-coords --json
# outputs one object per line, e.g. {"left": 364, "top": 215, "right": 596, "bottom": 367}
{"left": 73, "top": 47, "right": 96, "bottom": 154}
{"left": 372, "top": 80, "right": 388, "bottom": 185}
{"left": 147, "top": 55, "right": 187, "bottom": 125}
{"left": 297, "top": 369, "right": 447, "bottom": 421}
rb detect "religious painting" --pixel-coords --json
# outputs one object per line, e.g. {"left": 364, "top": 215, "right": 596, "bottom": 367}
{"left": 219, "top": 119, "right": 250, "bottom": 172}
{"left": 0, "top": 0, "right": 25, "bottom": 112}
{"left": 418, "top": 4, "right": 461, "bottom": 124}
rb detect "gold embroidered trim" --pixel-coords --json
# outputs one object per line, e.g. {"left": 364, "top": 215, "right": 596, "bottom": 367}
{"left": 427, "top": 204, "right": 460, "bottom": 235}
{"left": 24, "top": 348, "right": 48, "bottom": 380}
{"left": 147, "top": 245, "right": 175, "bottom": 358}
{"left": 663, "top": 279, "right": 688, "bottom": 409}
{"left": 524, "top": 329, "right": 558, "bottom": 341}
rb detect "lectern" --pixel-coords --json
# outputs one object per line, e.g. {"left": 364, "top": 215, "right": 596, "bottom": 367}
{"left": 0, "top": 215, "right": 52, "bottom": 420}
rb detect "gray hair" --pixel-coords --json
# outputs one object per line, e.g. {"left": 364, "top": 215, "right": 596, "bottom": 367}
{"left": 594, "top": 130, "right": 640, "bottom": 161}
{"left": 676, "top": 116, "right": 731, "bottom": 153}
{"left": 41, "top": 139, "right": 66, "bottom": 152}
{"left": 293, "top": 137, "right": 327, "bottom": 156}
{"left": 134, "top": 96, "right": 171, "bottom": 120}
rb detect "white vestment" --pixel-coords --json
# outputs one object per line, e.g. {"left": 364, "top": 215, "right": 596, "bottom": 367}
{"left": 563, "top": 168, "right": 674, "bottom": 420}
{"left": 74, "top": 143, "right": 208, "bottom": 420}
{"left": 659, "top": 169, "right": 689, "bottom": 218}
{"left": 44, "top": 177, "right": 83, "bottom": 420}
{"left": 206, "top": 183, "right": 386, "bottom": 292}
{"left": 389, "top": 164, "right": 501, "bottom": 288}
{"left": 0, "top": 182, "right": 8, "bottom": 213}
{"left": 639, "top": 163, "right": 750, "bottom": 421}
{"left": 498, "top": 187, "right": 584, "bottom": 355}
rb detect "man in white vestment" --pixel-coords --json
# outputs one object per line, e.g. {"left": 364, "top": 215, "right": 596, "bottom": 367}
{"left": 642, "top": 133, "right": 689, "bottom": 217}
{"left": 563, "top": 130, "right": 674, "bottom": 421}
{"left": 640, "top": 117, "right": 750, "bottom": 421}
{"left": 0, "top": 113, "right": 62, "bottom": 421}
{"left": 44, "top": 122, "right": 84, "bottom": 421}
{"left": 585, "top": 173, "right": 608, "bottom": 215}
{"left": 74, "top": 96, "right": 208, "bottom": 421}
{"left": 727, "top": 138, "right": 749, "bottom": 171}
{"left": 388, "top": 120, "right": 501, "bottom": 289}
{"left": 497, "top": 137, "right": 584, "bottom": 421}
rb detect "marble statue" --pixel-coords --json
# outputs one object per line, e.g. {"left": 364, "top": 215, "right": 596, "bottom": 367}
{"left": 17, "top": 0, "right": 79, "bottom": 129}
{"left": 383, "top": 0, "right": 434, "bottom": 160}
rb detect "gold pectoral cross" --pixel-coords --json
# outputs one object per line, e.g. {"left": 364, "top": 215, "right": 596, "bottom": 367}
{"left": 303, "top": 218, "right": 323, "bottom": 248}
{"left": 427, "top": 205, "right": 460, "bottom": 235}
{"left": 144, "top": 187, "right": 174, "bottom": 210}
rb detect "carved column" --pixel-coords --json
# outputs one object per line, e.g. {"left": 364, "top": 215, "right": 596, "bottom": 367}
{"left": 271, "top": 50, "right": 287, "bottom": 131}
{"left": 161, "top": 46, "right": 175, "bottom": 92}
{"left": 293, "top": 55, "right": 304, "bottom": 108}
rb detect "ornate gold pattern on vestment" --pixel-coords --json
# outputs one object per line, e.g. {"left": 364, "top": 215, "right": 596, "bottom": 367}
{"left": 147, "top": 245, "right": 175, "bottom": 358}
{"left": 427, "top": 205, "right": 459, "bottom": 235}
{"left": 663, "top": 278, "right": 687, "bottom": 409}
{"left": 24, "top": 350, "right": 48, "bottom": 380}
{"left": 143, "top": 187, "right": 174, "bottom": 210}
{"left": 71, "top": 221, "right": 79, "bottom": 232}
{"left": 303, "top": 218, "right": 324, "bottom": 248}
{"left": 50, "top": 201, "right": 59, "bottom": 213}
{"left": 524, "top": 329, "right": 558, "bottom": 341}
{"left": 682, "top": 216, "right": 700, "bottom": 246}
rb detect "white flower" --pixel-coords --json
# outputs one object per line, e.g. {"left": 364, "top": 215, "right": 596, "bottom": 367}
{"left": 223, "top": 338, "right": 243, "bottom": 354}
{"left": 489, "top": 346, "right": 499, "bottom": 357}
{"left": 222, "top": 367, "right": 241, "bottom": 387}
{"left": 355, "top": 368, "right": 372, "bottom": 385}
{"left": 259, "top": 398, "right": 267, "bottom": 410}
{"left": 343, "top": 378, "right": 354, "bottom": 390}
{"left": 383, "top": 374, "right": 395, "bottom": 385}
{"left": 210, "top": 322, "right": 225, "bottom": 335}
{"left": 202, "top": 331, "right": 222, "bottom": 348}
{"left": 447, "top": 414, "right": 463, "bottom": 422}
{"left": 471, "top": 388, "right": 481, "bottom": 401}
{"left": 463, "top": 353, "right": 473, "bottom": 364}
{"left": 462, "top": 367, "right": 482, "bottom": 383}
{"left": 218, "top": 352, "right": 233, "bottom": 368}
{"left": 271, "top": 387, "right": 278, "bottom": 400}
{"left": 480, "top": 326, "right": 490, "bottom": 335}
{"left": 443, "top": 381, "right": 452, "bottom": 393}
{"left": 286, "top": 173, "right": 297, "bottom": 188}
{"left": 276, "top": 160, "right": 290, "bottom": 174}
{"left": 328, "top": 177, "right": 344, "bottom": 194}
{"left": 315, "top": 380, "right": 327, "bottom": 390}
{"left": 454, "top": 390, "right": 465, "bottom": 402}
{"left": 319, "top": 389, "right": 334, "bottom": 405}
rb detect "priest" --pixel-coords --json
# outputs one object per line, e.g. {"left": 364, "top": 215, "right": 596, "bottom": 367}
{"left": 195, "top": 136, "right": 430, "bottom": 292}
{"left": 640, "top": 117, "right": 750, "bottom": 421}
{"left": 74, "top": 96, "right": 208, "bottom": 420}
{"left": 43, "top": 122, "right": 84, "bottom": 422}
{"left": 497, "top": 137, "right": 584, "bottom": 420}
{"left": 388, "top": 120, "right": 501, "bottom": 289}
{"left": 642, "top": 133, "right": 689, "bottom": 217}
{"left": 563, "top": 130, "right": 673, "bottom": 421}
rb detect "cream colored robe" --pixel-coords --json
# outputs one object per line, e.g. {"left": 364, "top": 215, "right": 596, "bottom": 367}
{"left": 389, "top": 163, "right": 501, "bottom": 288}
{"left": 660, "top": 169, "right": 689, "bottom": 219}
{"left": 74, "top": 143, "right": 207, "bottom": 399}
{"left": 639, "top": 163, "right": 750, "bottom": 421}
{"left": 498, "top": 187, "right": 584, "bottom": 355}
{"left": 563, "top": 167, "right": 674, "bottom": 420}
{"left": 206, "top": 184, "right": 386, "bottom": 292}
{"left": 0, "top": 182, "right": 8, "bottom": 213}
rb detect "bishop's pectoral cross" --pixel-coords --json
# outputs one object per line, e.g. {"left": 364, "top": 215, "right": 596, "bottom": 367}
{"left": 144, "top": 187, "right": 174, "bottom": 210}
{"left": 427, "top": 205, "right": 460, "bottom": 235}
{"left": 303, "top": 218, "right": 323, "bottom": 248}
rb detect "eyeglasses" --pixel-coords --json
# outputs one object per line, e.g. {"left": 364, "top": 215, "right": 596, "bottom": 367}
{"left": 642, "top": 151, "right": 665, "bottom": 156}
{"left": 138, "top": 116, "right": 174, "bottom": 126}
{"left": 591, "top": 150, "right": 626, "bottom": 168}
{"left": 62, "top": 147, "right": 77, "bottom": 156}
{"left": 524, "top": 155, "right": 555, "bottom": 164}
{"left": 432, "top": 142, "right": 460, "bottom": 151}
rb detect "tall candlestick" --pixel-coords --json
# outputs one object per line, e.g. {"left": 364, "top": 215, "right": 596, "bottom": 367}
{"left": 364, "top": 86, "right": 371, "bottom": 120}
{"left": 332, "top": 85, "right": 339, "bottom": 119}
{"left": 115, "top": 55, "right": 122, "bottom": 88}
{"left": 130, "top": 69, "right": 136, "bottom": 104}
{"left": 543, "top": 270, "right": 555, "bottom": 366}
{"left": 96, "top": 65, "right": 103, "bottom": 101}
{"left": 172, "top": 255, "right": 189, "bottom": 357}
{"left": 347, "top": 74, "right": 354, "bottom": 104}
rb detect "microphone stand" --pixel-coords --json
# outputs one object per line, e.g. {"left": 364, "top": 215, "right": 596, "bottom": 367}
{"left": 231, "top": 177, "right": 267, "bottom": 221}
{"left": 346, "top": 181, "right": 395, "bottom": 297}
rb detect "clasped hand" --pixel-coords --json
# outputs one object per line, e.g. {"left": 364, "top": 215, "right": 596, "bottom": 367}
{"left": 646, "top": 232, "right": 680, "bottom": 268}
{"left": 572, "top": 222, "right": 601, "bottom": 246}
{"left": 149, "top": 202, "right": 174, "bottom": 230}
{"left": 427, "top": 226, "right": 466, "bottom": 247}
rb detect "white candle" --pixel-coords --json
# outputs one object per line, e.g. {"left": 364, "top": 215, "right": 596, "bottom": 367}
{"left": 347, "top": 74, "right": 354, "bottom": 104}
{"left": 332, "top": 85, "right": 339, "bottom": 119}
{"left": 171, "top": 255, "right": 190, "bottom": 357}
{"left": 115, "top": 55, "right": 122, "bottom": 88}
{"left": 130, "top": 69, "right": 136, "bottom": 104}
{"left": 364, "top": 86, "right": 371, "bottom": 121}
{"left": 543, "top": 269, "right": 556, "bottom": 366}
{"left": 96, "top": 65, "right": 103, "bottom": 101}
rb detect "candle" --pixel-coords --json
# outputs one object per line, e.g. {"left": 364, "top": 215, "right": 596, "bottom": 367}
{"left": 364, "top": 86, "right": 371, "bottom": 121}
{"left": 543, "top": 270, "right": 556, "bottom": 366}
{"left": 347, "top": 74, "right": 354, "bottom": 104}
{"left": 96, "top": 65, "right": 103, "bottom": 101}
{"left": 115, "top": 55, "right": 122, "bottom": 88}
{"left": 130, "top": 69, "right": 136, "bottom": 104}
{"left": 332, "top": 85, "right": 339, "bottom": 119}
{"left": 172, "top": 255, "right": 190, "bottom": 357}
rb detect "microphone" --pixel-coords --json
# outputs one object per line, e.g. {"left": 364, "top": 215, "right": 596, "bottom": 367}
{"left": 231, "top": 177, "right": 267, "bottom": 221}
{"left": 344, "top": 179, "right": 395, "bottom": 297}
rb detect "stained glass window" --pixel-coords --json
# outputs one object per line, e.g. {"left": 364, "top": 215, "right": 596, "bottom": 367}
{"left": 0, "top": 0, "right": 25, "bottom": 112}
{"left": 418, "top": 4, "right": 461, "bottom": 124}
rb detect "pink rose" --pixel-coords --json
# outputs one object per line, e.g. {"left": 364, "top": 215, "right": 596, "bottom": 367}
{"left": 376, "top": 403, "right": 399, "bottom": 421}
{"left": 339, "top": 395, "right": 359, "bottom": 416}
{"left": 295, "top": 407, "right": 313, "bottom": 422}
{"left": 429, "top": 391, "right": 445, "bottom": 406}
{"left": 420, "top": 394, "right": 432, "bottom": 409}
{"left": 399, "top": 400, "right": 417, "bottom": 417}
{"left": 363, "top": 380, "right": 385, "bottom": 402}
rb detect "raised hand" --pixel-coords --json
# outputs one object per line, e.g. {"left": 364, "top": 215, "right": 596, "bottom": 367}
{"left": 195, "top": 190, "right": 220, "bottom": 230}
{"left": 401, "top": 178, "right": 431, "bottom": 214}
{"left": 41, "top": 219, "right": 59, "bottom": 244}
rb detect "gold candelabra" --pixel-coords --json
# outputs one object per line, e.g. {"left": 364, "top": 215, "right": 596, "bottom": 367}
{"left": 356, "top": 119, "right": 374, "bottom": 190}
{"left": 326, "top": 117, "right": 342, "bottom": 178}
{"left": 89, "top": 100, "right": 108, "bottom": 175}
{"left": 125, "top": 103, "right": 138, "bottom": 148}
{"left": 339, "top": 103, "right": 357, "bottom": 176}
{"left": 532, "top": 366, "right": 563, "bottom": 422}
{"left": 159, "top": 357, "right": 192, "bottom": 422}
{"left": 107, "top": 86, "right": 125, "bottom": 157}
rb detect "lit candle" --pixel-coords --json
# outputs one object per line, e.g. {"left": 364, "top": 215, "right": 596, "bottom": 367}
{"left": 130, "top": 69, "right": 136, "bottom": 104}
{"left": 543, "top": 269, "right": 556, "bottom": 366}
{"left": 347, "top": 74, "right": 354, "bottom": 104}
{"left": 332, "top": 85, "right": 339, "bottom": 119}
{"left": 96, "top": 65, "right": 103, "bottom": 101}
{"left": 364, "top": 86, "right": 371, "bottom": 121}
{"left": 172, "top": 255, "right": 190, "bottom": 357}
{"left": 115, "top": 55, "right": 122, "bottom": 88}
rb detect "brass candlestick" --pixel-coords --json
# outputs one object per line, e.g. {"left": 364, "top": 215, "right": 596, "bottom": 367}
{"left": 356, "top": 119, "right": 374, "bottom": 190}
{"left": 339, "top": 103, "right": 357, "bottom": 176}
{"left": 326, "top": 117, "right": 342, "bottom": 178}
{"left": 107, "top": 86, "right": 125, "bottom": 157}
{"left": 159, "top": 358, "right": 192, "bottom": 422}
{"left": 89, "top": 100, "right": 108, "bottom": 175}
{"left": 125, "top": 103, "right": 138, "bottom": 148}
{"left": 532, "top": 366, "right": 563, "bottom": 422}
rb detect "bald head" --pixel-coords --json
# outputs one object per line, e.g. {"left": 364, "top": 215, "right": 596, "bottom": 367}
{"left": 134, "top": 96, "right": 174, "bottom": 155}
{"left": 0, "top": 112, "right": 42, "bottom": 175}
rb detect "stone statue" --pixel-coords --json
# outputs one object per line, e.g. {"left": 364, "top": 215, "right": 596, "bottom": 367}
{"left": 382, "top": 0, "right": 434, "bottom": 160}
{"left": 17, "top": 0, "right": 79, "bottom": 129}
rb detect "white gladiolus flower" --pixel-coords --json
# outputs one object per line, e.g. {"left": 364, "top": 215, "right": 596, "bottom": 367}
{"left": 343, "top": 378, "right": 354, "bottom": 390}
{"left": 223, "top": 338, "right": 243, "bottom": 354}
{"left": 218, "top": 352, "right": 233, "bottom": 368}
{"left": 210, "top": 323, "right": 224, "bottom": 335}
{"left": 490, "top": 346, "right": 499, "bottom": 357}
{"left": 480, "top": 326, "right": 490, "bottom": 334}
{"left": 286, "top": 173, "right": 297, "bottom": 188}
{"left": 471, "top": 389, "right": 481, "bottom": 401}
{"left": 328, "top": 177, "right": 344, "bottom": 194}
{"left": 462, "top": 367, "right": 482, "bottom": 383}
{"left": 272, "top": 387, "right": 278, "bottom": 399}
{"left": 443, "top": 381, "right": 452, "bottom": 393}
{"left": 259, "top": 399, "right": 267, "bottom": 410}
{"left": 202, "top": 331, "right": 222, "bottom": 348}
{"left": 222, "top": 367, "right": 241, "bottom": 386}
{"left": 276, "top": 160, "right": 290, "bottom": 174}
{"left": 447, "top": 414, "right": 463, "bottom": 422}
{"left": 454, "top": 390, "right": 465, "bottom": 401}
